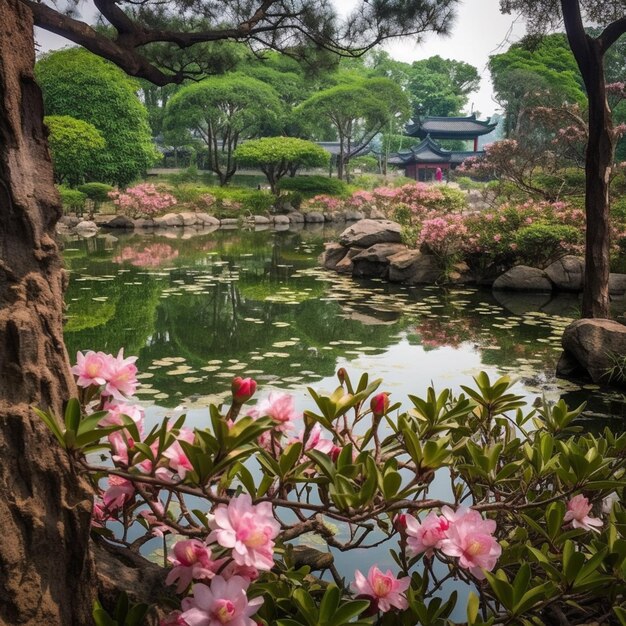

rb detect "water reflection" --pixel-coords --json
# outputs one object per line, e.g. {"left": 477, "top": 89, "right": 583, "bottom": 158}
{"left": 62, "top": 227, "right": 624, "bottom": 422}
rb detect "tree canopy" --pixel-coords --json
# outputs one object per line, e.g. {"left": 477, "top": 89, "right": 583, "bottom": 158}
{"left": 164, "top": 74, "right": 283, "bottom": 185}
{"left": 234, "top": 137, "right": 329, "bottom": 193}
{"left": 36, "top": 48, "right": 158, "bottom": 186}
{"left": 44, "top": 115, "right": 106, "bottom": 187}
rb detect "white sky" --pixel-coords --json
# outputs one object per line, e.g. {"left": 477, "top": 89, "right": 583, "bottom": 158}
{"left": 35, "top": 0, "right": 526, "bottom": 116}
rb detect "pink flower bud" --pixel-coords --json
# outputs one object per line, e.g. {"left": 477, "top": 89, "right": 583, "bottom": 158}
{"left": 330, "top": 445, "right": 342, "bottom": 462}
{"left": 231, "top": 377, "right": 257, "bottom": 403}
{"left": 394, "top": 513, "right": 407, "bottom": 531}
{"left": 370, "top": 392, "right": 390, "bottom": 418}
{"left": 337, "top": 368, "right": 347, "bottom": 384}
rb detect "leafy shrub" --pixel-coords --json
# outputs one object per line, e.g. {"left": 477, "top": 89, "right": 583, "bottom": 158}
{"left": 514, "top": 223, "right": 581, "bottom": 267}
{"left": 168, "top": 165, "right": 200, "bottom": 185}
{"left": 109, "top": 183, "right": 177, "bottom": 218}
{"left": 279, "top": 175, "right": 349, "bottom": 198}
{"left": 430, "top": 185, "right": 467, "bottom": 212}
{"left": 352, "top": 173, "right": 415, "bottom": 190}
{"left": 350, "top": 155, "right": 379, "bottom": 173}
{"left": 611, "top": 196, "right": 626, "bottom": 222}
{"left": 77, "top": 183, "right": 114, "bottom": 203}
{"left": 452, "top": 175, "right": 485, "bottom": 190}
{"left": 57, "top": 185, "right": 87, "bottom": 214}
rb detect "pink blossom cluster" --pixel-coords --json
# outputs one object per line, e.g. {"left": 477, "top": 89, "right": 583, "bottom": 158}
{"left": 72, "top": 349, "right": 139, "bottom": 399}
{"left": 306, "top": 194, "right": 344, "bottom": 212}
{"left": 564, "top": 495, "right": 603, "bottom": 533}
{"left": 404, "top": 506, "right": 501, "bottom": 579}
{"left": 108, "top": 183, "right": 177, "bottom": 218}
{"left": 113, "top": 243, "right": 179, "bottom": 268}
{"left": 418, "top": 214, "right": 468, "bottom": 258}
{"left": 352, "top": 566, "right": 409, "bottom": 613}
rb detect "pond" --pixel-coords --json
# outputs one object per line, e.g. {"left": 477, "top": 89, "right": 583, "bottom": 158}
{"left": 62, "top": 225, "right": 626, "bottom": 427}
{"left": 61, "top": 225, "right": 626, "bottom": 618}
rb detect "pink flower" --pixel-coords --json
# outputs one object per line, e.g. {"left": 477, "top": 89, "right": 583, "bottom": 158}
{"left": 100, "top": 402, "right": 145, "bottom": 434}
{"left": 252, "top": 392, "right": 299, "bottom": 431}
{"left": 370, "top": 393, "right": 390, "bottom": 418}
{"left": 291, "top": 423, "right": 333, "bottom": 455}
{"left": 405, "top": 511, "right": 450, "bottom": 557}
{"left": 103, "top": 349, "right": 139, "bottom": 399}
{"left": 102, "top": 475, "right": 135, "bottom": 510}
{"left": 352, "top": 566, "right": 410, "bottom": 613}
{"left": 163, "top": 428, "right": 196, "bottom": 479}
{"left": 564, "top": 495, "right": 603, "bottom": 533}
{"left": 160, "top": 611, "right": 187, "bottom": 626}
{"left": 166, "top": 540, "right": 227, "bottom": 594}
{"left": 209, "top": 494, "right": 279, "bottom": 570}
{"left": 180, "top": 577, "right": 263, "bottom": 626}
{"left": 72, "top": 351, "right": 109, "bottom": 388}
{"left": 231, "top": 377, "right": 257, "bottom": 404}
{"left": 440, "top": 508, "right": 501, "bottom": 579}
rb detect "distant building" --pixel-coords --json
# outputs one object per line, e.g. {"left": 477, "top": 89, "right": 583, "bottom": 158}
{"left": 389, "top": 114, "right": 497, "bottom": 182}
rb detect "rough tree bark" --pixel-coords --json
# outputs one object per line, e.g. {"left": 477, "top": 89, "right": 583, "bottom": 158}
{"left": 0, "top": 0, "right": 96, "bottom": 623}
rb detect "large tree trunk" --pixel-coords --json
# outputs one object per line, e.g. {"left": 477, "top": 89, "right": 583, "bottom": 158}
{"left": 0, "top": 1, "right": 96, "bottom": 623}
{"left": 582, "top": 54, "right": 613, "bottom": 319}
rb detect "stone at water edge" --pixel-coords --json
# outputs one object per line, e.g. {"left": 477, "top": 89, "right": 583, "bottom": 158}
{"left": 557, "top": 318, "right": 626, "bottom": 385}
{"left": 493, "top": 266, "right": 553, "bottom": 292}
{"left": 196, "top": 213, "right": 221, "bottom": 226}
{"left": 339, "top": 219, "right": 402, "bottom": 248}
{"left": 545, "top": 256, "right": 584, "bottom": 292}
{"left": 319, "top": 243, "right": 349, "bottom": 270}
{"left": 178, "top": 211, "right": 200, "bottom": 226}
{"left": 304, "top": 211, "right": 325, "bottom": 223}
{"left": 154, "top": 213, "right": 183, "bottom": 227}
{"left": 344, "top": 209, "right": 365, "bottom": 221}
{"left": 287, "top": 211, "right": 305, "bottom": 223}
{"left": 74, "top": 220, "right": 99, "bottom": 237}
{"left": 352, "top": 243, "right": 407, "bottom": 278}
{"left": 273, "top": 215, "right": 290, "bottom": 225}
{"left": 106, "top": 215, "right": 135, "bottom": 229}
{"left": 335, "top": 248, "right": 363, "bottom": 274}
{"left": 388, "top": 249, "right": 441, "bottom": 284}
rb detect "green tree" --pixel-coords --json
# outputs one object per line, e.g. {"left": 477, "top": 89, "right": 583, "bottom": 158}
{"left": 407, "top": 55, "right": 480, "bottom": 117}
{"left": 489, "top": 34, "right": 586, "bottom": 135}
{"left": 44, "top": 115, "right": 106, "bottom": 187}
{"left": 235, "top": 137, "right": 330, "bottom": 193}
{"left": 36, "top": 48, "right": 159, "bottom": 186}
{"left": 298, "top": 77, "right": 410, "bottom": 180}
{"left": 499, "top": 0, "right": 626, "bottom": 319}
{"left": 164, "top": 74, "right": 282, "bottom": 185}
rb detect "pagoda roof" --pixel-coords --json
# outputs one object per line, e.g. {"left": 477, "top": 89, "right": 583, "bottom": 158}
{"left": 406, "top": 114, "right": 497, "bottom": 140}
{"left": 388, "top": 137, "right": 485, "bottom": 166}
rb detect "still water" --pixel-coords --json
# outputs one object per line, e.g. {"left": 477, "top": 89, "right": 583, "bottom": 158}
{"left": 61, "top": 225, "right": 626, "bottom": 616}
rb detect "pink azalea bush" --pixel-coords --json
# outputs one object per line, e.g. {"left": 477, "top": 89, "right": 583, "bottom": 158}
{"left": 46, "top": 353, "right": 623, "bottom": 625}
{"left": 109, "top": 183, "right": 177, "bottom": 218}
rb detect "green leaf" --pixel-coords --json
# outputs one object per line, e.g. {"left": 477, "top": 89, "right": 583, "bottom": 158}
{"left": 64, "top": 398, "right": 81, "bottom": 434}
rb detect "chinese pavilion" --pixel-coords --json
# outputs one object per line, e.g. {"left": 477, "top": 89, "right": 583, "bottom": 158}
{"left": 389, "top": 114, "right": 497, "bottom": 182}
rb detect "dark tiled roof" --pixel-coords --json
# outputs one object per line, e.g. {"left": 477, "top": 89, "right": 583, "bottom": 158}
{"left": 316, "top": 142, "right": 371, "bottom": 157}
{"left": 406, "top": 114, "right": 497, "bottom": 139}
{"left": 388, "top": 137, "right": 485, "bottom": 167}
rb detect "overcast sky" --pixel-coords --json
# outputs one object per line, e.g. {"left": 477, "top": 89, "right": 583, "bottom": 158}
{"left": 35, "top": 0, "right": 526, "bottom": 117}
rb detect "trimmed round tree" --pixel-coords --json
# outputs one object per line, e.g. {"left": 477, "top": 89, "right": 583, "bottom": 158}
{"left": 45, "top": 115, "right": 106, "bottom": 187}
{"left": 235, "top": 137, "right": 330, "bottom": 195}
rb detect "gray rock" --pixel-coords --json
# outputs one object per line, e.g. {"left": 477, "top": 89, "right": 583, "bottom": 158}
{"left": 352, "top": 243, "right": 407, "bottom": 278}
{"left": 219, "top": 218, "right": 239, "bottom": 226}
{"left": 558, "top": 318, "right": 626, "bottom": 385}
{"left": 155, "top": 213, "right": 183, "bottom": 228}
{"left": 196, "top": 213, "right": 221, "bottom": 226}
{"left": 545, "top": 256, "right": 584, "bottom": 292}
{"left": 74, "top": 220, "right": 98, "bottom": 236}
{"left": 132, "top": 218, "right": 155, "bottom": 229}
{"left": 304, "top": 211, "right": 325, "bottom": 223}
{"left": 60, "top": 215, "right": 80, "bottom": 227}
{"left": 249, "top": 215, "right": 271, "bottom": 225}
{"left": 369, "top": 207, "right": 387, "bottom": 220}
{"left": 324, "top": 211, "right": 345, "bottom": 223}
{"left": 335, "top": 248, "right": 363, "bottom": 275}
{"left": 344, "top": 209, "right": 365, "bottom": 221}
{"left": 319, "top": 243, "right": 349, "bottom": 270}
{"left": 93, "top": 214, "right": 115, "bottom": 226}
{"left": 339, "top": 219, "right": 402, "bottom": 248}
{"left": 179, "top": 211, "right": 200, "bottom": 226}
{"left": 492, "top": 266, "right": 552, "bottom": 292}
{"left": 610, "top": 273, "right": 626, "bottom": 295}
{"left": 273, "top": 215, "right": 290, "bottom": 225}
{"left": 106, "top": 215, "right": 134, "bottom": 229}
{"left": 287, "top": 211, "right": 305, "bottom": 223}
{"left": 388, "top": 250, "right": 440, "bottom": 284}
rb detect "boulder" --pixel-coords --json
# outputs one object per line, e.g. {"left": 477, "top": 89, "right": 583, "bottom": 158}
{"left": 248, "top": 215, "right": 271, "bottom": 225}
{"left": 369, "top": 207, "right": 387, "bottom": 220}
{"left": 319, "top": 243, "right": 349, "bottom": 270}
{"left": 388, "top": 250, "right": 440, "bottom": 284}
{"left": 105, "top": 215, "right": 134, "bottom": 229}
{"left": 324, "top": 211, "right": 345, "bottom": 223}
{"left": 304, "top": 211, "right": 325, "bottom": 223}
{"left": 287, "top": 211, "right": 305, "bottom": 223}
{"left": 558, "top": 318, "right": 626, "bottom": 385}
{"left": 179, "top": 211, "right": 199, "bottom": 226}
{"left": 610, "top": 273, "right": 626, "bottom": 295}
{"left": 219, "top": 218, "right": 239, "bottom": 229}
{"left": 196, "top": 213, "right": 220, "bottom": 226}
{"left": 93, "top": 214, "right": 115, "bottom": 226}
{"left": 335, "top": 248, "right": 363, "bottom": 275}
{"left": 339, "top": 219, "right": 402, "bottom": 248}
{"left": 74, "top": 220, "right": 98, "bottom": 237}
{"left": 492, "top": 266, "right": 552, "bottom": 292}
{"left": 59, "top": 215, "right": 80, "bottom": 228}
{"left": 272, "top": 215, "right": 290, "bottom": 225}
{"left": 344, "top": 209, "right": 365, "bottom": 221}
{"left": 155, "top": 213, "right": 183, "bottom": 228}
{"left": 133, "top": 218, "right": 155, "bottom": 229}
{"left": 545, "top": 256, "right": 584, "bottom": 291}
{"left": 352, "top": 243, "right": 407, "bottom": 278}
